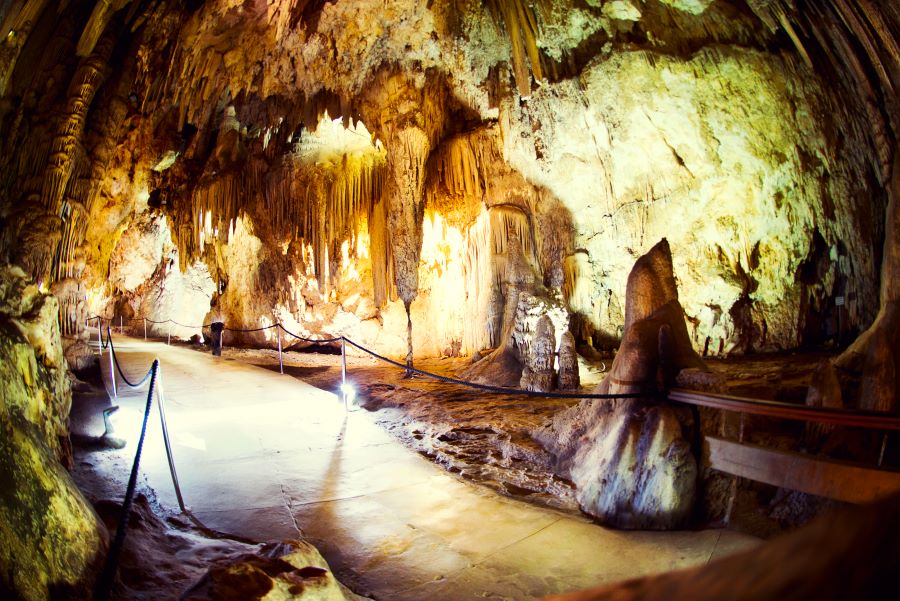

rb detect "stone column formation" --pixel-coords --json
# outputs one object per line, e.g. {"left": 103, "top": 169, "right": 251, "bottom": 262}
{"left": 558, "top": 331, "right": 580, "bottom": 390}
{"left": 520, "top": 314, "right": 556, "bottom": 392}
{"left": 538, "top": 239, "right": 706, "bottom": 529}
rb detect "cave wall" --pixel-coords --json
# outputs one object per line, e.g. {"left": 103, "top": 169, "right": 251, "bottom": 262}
{"left": 0, "top": 0, "right": 895, "bottom": 361}
{"left": 0, "top": 265, "right": 106, "bottom": 600}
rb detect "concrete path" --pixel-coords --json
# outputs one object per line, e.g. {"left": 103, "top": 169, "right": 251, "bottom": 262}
{"left": 97, "top": 336, "right": 758, "bottom": 600}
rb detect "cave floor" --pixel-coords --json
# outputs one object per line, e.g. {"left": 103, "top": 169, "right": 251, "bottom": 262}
{"left": 81, "top": 335, "right": 759, "bottom": 600}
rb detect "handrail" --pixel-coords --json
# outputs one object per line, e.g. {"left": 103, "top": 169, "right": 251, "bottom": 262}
{"left": 668, "top": 388, "right": 900, "bottom": 431}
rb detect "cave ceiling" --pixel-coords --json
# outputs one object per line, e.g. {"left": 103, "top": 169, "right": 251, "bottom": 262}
{"left": 0, "top": 0, "right": 897, "bottom": 358}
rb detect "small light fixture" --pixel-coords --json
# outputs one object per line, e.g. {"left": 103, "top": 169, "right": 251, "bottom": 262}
{"left": 340, "top": 382, "right": 356, "bottom": 403}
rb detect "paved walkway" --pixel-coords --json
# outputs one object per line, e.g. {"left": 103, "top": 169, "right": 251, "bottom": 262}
{"left": 96, "top": 336, "right": 758, "bottom": 600}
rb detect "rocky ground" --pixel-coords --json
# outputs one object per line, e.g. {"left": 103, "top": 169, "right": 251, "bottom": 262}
{"left": 177, "top": 339, "right": 841, "bottom": 535}
{"left": 66, "top": 329, "right": 850, "bottom": 600}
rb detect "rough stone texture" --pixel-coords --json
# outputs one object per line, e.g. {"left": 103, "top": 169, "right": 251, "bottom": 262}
{"left": 2, "top": 1, "right": 889, "bottom": 366}
{"left": 504, "top": 46, "right": 880, "bottom": 355}
{"left": 834, "top": 147, "right": 900, "bottom": 413}
{"left": 183, "top": 540, "right": 348, "bottom": 601}
{"left": 557, "top": 331, "right": 580, "bottom": 390}
{"left": 537, "top": 241, "right": 702, "bottom": 528}
{"left": 601, "top": 239, "right": 707, "bottom": 396}
{"left": 64, "top": 337, "right": 99, "bottom": 373}
{"left": 0, "top": 265, "right": 107, "bottom": 600}
{"left": 520, "top": 314, "right": 556, "bottom": 392}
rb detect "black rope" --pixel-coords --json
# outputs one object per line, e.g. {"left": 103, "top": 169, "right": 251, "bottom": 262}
{"left": 104, "top": 328, "right": 155, "bottom": 389}
{"left": 223, "top": 323, "right": 278, "bottom": 333}
{"left": 278, "top": 323, "right": 342, "bottom": 343}
{"left": 93, "top": 359, "right": 159, "bottom": 601}
{"left": 340, "top": 337, "right": 651, "bottom": 400}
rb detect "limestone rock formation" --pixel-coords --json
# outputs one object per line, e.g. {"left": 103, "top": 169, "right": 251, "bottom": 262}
{"left": 461, "top": 230, "right": 559, "bottom": 386}
{"left": 183, "top": 540, "right": 349, "bottom": 601}
{"left": 834, "top": 148, "right": 900, "bottom": 413}
{"left": 0, "top": 265, "right": 107, "bottom": 600}
{"left": 520, "top": 314, "right": 556, "bottom": 392}
{"left": 538, "top": 240, "right": 703, "bottom": 528}
{"left": 557, "top": 331, "right": 580, "bottom": 390}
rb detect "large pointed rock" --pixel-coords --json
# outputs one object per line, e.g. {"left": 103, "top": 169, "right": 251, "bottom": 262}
{"left": 538, "top": 239, "right": 704, "bottom": 528}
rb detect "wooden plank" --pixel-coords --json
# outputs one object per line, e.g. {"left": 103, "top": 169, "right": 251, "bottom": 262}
{"left": 669, "top": 389, "right": 900, "bottom": 430}
{"left": 705, "top": 436, "right": 900, "bottom": 504}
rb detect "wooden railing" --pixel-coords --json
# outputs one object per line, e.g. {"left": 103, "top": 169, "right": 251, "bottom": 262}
{"left": 667, "top": 388, "right": 900, "bottom": 504}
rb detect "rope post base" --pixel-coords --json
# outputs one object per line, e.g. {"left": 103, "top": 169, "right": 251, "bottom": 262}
{"left": 341, "top": 337, "right": 348, "bottom": 411}
{"left": 277, "top": 324, "right": 284, "bottom": 375}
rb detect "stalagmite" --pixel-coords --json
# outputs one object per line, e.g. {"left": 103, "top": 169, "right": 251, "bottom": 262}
{"left": 558, "top": 331, "right": 580, "bottom": 390}
{"left": 538, "top": 240, "right": 705, "bottom": 529}
{"left": 520, "top": 313, "right": 556, "bottom": 392}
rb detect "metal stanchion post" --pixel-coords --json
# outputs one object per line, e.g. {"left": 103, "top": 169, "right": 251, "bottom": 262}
{"left": 107, "top": 331, "right": 118, "bottom": 400}
{"left": 277, "top": 324, "right": 284, "bottom": 375}
{"left": 97, "top": 318, "right": 102, "bottom": 348}
{"left": 144, "top": 318, "right": 147, "bottom": 340}
{"left": 341, "top": 337, "right": 348, "bottom": 411}
{"left": 119, "top": 316, "right": 123, "bottom": 333}
{"left": 155, "top": 368, "right": 187, "bottom": 513}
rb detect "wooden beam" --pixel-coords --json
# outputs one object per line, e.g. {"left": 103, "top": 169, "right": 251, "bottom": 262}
{"left": 706, "top": 436, "right": 900, "bottom": 504}
{"left": 669, "top": 389, "right": 900, "bottom": 430}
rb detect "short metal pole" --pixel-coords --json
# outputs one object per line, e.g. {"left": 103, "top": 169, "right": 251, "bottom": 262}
{"left": 277, "top": 324, "right": 284, "bottom": 375}
{"left": 144, "top": 318, "right": 147, "bottom": 340}
{"left": 97, "top": 318, "right": 102, "bottom": 348}
{"left": 107, "top": 330, "right": 117, "bottom": 400}
{"left": 119, "top": 315, "right": 123, "bottom": 333}
{"left": 155, "top": 367, "right": 187, "bottom": 512}
{"left": 341, "top": 337, "right": 348, "bottom": 410}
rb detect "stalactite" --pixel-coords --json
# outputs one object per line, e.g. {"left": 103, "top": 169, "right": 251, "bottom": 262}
{"left": 11, "top": 27, "right": 116, "bottom": 282}
{"left": 169, "top": 120, "right": 387, "bottom": 298}
{"left": 384, "top": 126, "right": 431, "bottom": 367}
{"left": 76, "top": 0, "right": 131, "bottom": 57}
{"left": 485, "top": 0, "right": 544, "bottom": 97}
{"left": 40, "top": 31, "right": 116, "bottom": 218}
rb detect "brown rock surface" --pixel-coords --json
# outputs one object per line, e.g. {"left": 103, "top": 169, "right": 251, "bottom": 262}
{"left": 538, "top": 240, "right": 703, "bottom": 528}
{"left": 183, "top": 541, "right": 349, "bottom": 601}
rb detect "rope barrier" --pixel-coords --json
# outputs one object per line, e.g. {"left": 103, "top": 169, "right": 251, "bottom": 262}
{"left": 278, "top": 323, "right": 343, "bottom": 344}
{"left": 224, "top": 323, "right": 278, "bottom": 333}
{"left": 93, "top": 359, "right": 159, "bottom": 601}
{"left": 104, "top": 327, "right": 154, "bottom": 389}
{"left": 340, "top": 336, "right": 652, "bottom": 400}
{"left": 90, "top": 312, "right": 644, "bottom": 400}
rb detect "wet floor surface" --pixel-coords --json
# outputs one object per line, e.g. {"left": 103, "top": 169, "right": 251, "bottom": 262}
{"left": 93, "top": 336, "right": 759, "bottom": 601}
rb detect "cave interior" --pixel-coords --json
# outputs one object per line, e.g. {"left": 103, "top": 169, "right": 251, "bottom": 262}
{"left": 0, "top": 0, "right": 899, "bottom": 600}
